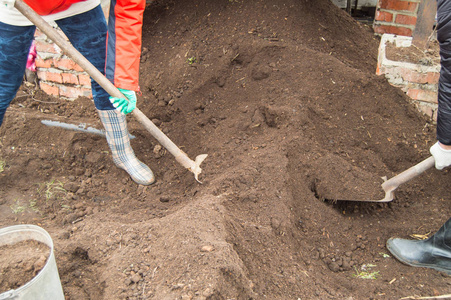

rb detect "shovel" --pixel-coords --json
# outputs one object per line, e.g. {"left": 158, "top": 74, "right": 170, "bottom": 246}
{"left": 372, "top": 156, "right": 435, "bottom": 203}
{"left": 14, "top": 0, "right": 208, "bottom": 183}
{"left": 333, "top": 156, "right": 435, "bottom": 203}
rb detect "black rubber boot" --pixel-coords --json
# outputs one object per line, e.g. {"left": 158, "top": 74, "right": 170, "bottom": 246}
{"left": 387, "top": 218, "right": 451, "bottom": 275}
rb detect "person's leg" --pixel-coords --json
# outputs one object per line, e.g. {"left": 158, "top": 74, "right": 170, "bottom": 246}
{"left": 0, "top": 22, "right": 35, "bottom": 126}
{"left": 97, "top": 109, "right": 155, "bottom": 185}
{"left": 56, "top": 8, "right": 155, "bottom": 185}
{"left": 436, "top": 0, "right": 451, "bottom": 145}
{"left": 55, "top": 6, "right": 112, "bottom": 110}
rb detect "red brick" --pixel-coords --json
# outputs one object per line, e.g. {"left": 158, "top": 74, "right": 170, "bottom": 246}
{"left": 58, "top": 85, "right": 92, "bottom": 99}
{"left": 54, "top": 58, "right": 84, "bottom": 72}
{"left": 59, "top": 85, "right": 84, "bottom": 98}
{"left": 81, "top": 88, "right": 93, "bottom": 98}
{"left": 395, "top": 14, "right": 417, "bottom": 26}
{"left": 397, "top": 68, "right": 427, "bottom": 84}
{"left": 39, "top": 82, "right": 59, "bottom": 96}
{"left": 78, "top": 74, "right": 91, "bottom": 86}
{"left": 34, "top": 29, "right": 45, "bottom": 38}
{"left": 407, "top": 88, "right": 437, "bottom": 103}
{"left": 35, "top": 57, "right": 52, "bottom": 68}
{"left": 35, "top": 40, "right": 61, "bottom": 54}
{"left": 426, "top": 72, "right": 440, "bottom": 84}
{"left": 390, "top": 68, "right": 439, "bottom": 85}
{"left": 62, "top": 73, "right": 79, "bottom": 85}
{"left": 375, "top": 10, "right": 394, "bottom": 22}
{"left": 374, "top": 24, "right": 413, "bottom": 36}
{"left": 37, "top": 70, "right": 63, "bottom": 83}
{"left": 417, "top": 104, "right": 434, "bottom": 119}
{"left": 406, "top": 88, "right": 420, "bottom": 99}
{"left": 379, "top": 0, "right": 418, "bottom": 13}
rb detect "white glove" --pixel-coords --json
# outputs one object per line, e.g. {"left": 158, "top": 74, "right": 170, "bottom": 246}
{"left": 430, "top": 141, "right": 451, "bottom": 170}
{"left": 2, "top": 0, "right": 15, "bottom": 9}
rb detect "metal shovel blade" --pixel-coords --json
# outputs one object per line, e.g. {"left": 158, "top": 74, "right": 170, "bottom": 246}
{"left": 336, "top": 156, "right": 435, "bottom": 203}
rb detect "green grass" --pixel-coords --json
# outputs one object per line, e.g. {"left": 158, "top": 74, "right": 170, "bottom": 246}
{"left": 186, "top": 56, "right": 197, "bottom": 65}
{"left": 0, "top": 159, "right": 5, "bottom": 173}
{"left": 352, "top": 264, "right": 379, "bottom": 280}
{"left": 10, "top": 200, "right": 27, "bottom": 214}
{"left": 37, "top": 179, "right": 66, "bottom": 201}
{"left": 28, "top": 198, "right": 39, "bottom": 212}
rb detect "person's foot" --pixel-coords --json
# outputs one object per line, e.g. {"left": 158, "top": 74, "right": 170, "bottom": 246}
{"left": 387, "top": 237, "right": 451, "bottom": 275}
{"left": 98, "top": 109, "right": 155, "bottom": 185}
{"left": 387, "top": 218, "right": 451, "bottom": 275}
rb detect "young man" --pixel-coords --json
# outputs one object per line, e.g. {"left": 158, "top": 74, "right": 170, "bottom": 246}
{"left": 386, "top": 0, "right": 451, "bottom": 275}
{"left": 0, "top": 0, "right": 155, "bottom": 185}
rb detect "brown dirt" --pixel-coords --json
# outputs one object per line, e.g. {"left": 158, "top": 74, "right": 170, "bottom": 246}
{"left": 0, "top": 240, "right": 50, "bottom": 293}
{"left": 1, "top": 0, "right": 450, "bottom": 299}
{"left": 385, "top": 38, "right": 440, "bottom": 65}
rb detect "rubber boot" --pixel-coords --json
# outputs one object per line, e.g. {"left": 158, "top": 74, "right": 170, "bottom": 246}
{"left": 98, "top": 109, "right": 155, "bottom": 185}
{"left": 387, "top": 218, "right": 451, "bottom": 275}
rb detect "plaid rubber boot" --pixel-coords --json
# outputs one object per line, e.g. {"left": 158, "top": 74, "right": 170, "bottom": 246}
{"left": 98, "top": 109, "right": 155, "bottom": 185}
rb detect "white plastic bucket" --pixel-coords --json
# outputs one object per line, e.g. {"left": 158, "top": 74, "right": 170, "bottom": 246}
{"left": 0, "top": 224, "right": 65, "bottom": 300}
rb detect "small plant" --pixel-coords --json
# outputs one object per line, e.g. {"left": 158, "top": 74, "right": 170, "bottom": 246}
{"left": 29, "top": 199, "right": 39, "bottom": 212}
{"left": 379, "top": 252, "right": 390, "bottom": 258}
{"left": 10, "top": 200, "right": 27, "bottom": 214}
{"left": 0, "top": 159, "right": 5, "bottom": 173}
{"left": 187, "top": 56, "right": 197, "bottom": 65}
{"left": 61, "top": 204, "right": 72, "bottom": 211}
{"left": 37, "top": 179, "right": 66, "bottom": 201}
{"left": 352, "top": 264, "right": 379, "bottom": 280}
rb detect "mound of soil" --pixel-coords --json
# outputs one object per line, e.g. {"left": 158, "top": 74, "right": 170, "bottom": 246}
{"left": 1, "top": 0, "right": 450, "bottom": 299}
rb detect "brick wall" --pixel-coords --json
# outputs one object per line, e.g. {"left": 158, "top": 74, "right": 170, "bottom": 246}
{"left": 376, "top": 34, "right": 440, "bottom": 120}
{"left": 34, "top": 29, "right": 93, "bottom": 100}
{"left": 373, "top": 0, "right": 421, "bottom": 36}
{"left": 373, "top": 1, "right": 440, "bottom": 121}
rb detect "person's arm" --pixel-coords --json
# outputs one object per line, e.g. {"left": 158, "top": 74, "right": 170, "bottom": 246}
{"left": 106, "top": 0, "right": 145, "bottom": 114}
{"left": 106, "top": 0, "right": 144, "bottom": 90}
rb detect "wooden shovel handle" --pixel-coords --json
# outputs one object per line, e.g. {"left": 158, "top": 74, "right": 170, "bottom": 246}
{"left": 381, "top": 156, "right": 435, "bottom": 192}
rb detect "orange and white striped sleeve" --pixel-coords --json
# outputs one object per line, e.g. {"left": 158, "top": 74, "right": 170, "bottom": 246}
{"left": 105, "top": 0, "right": 145, "bottom": 92}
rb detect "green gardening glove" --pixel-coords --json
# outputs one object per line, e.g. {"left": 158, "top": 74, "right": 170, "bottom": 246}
{"left": 109, "top": 88, "right": 137, "bottom": 115}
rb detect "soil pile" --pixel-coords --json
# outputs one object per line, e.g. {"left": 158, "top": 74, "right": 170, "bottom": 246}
{"left": 1, "top": 0, "right": 450, "bottom": 299}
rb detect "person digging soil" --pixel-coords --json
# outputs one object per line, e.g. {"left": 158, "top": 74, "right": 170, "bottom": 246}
{"left": 386, "top": 0, "right": 451, "bottom": 277}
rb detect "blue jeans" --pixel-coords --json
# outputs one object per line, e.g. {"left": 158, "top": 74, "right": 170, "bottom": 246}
{"left": 0, "top": 5, "right": 114, "bottom": 127}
